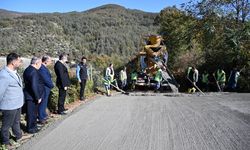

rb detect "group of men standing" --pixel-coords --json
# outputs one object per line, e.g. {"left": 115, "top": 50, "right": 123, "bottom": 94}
{"left": 0, "top": 53, "right": 57, "bottom": 147}
{"left": 103, "top": 64, "right": 129, "bottom": 96}
{"left": 187, "top": 66, "right": 241, "bottom": 93}
{"left": 0, "top": 52, "right": 89, "bottom": 147}
{"left": 103, "top": 64, "right": 164, "bottom": 95}
{"left": 103, "top": 63, "right": 241, "bottom": 95}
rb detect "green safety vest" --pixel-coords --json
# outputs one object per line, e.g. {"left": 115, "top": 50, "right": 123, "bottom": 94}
{"left": 131, "top": 72, "right": 137, "bottom": 80}
{"left": 120, "top": 70, "right": 127, "bottom": 81}
{"left": 103, "top": 78, "right": 111, "bottom": 85}
{"left": 202, "top": 73, "right": 209, "bottom": 84}
{"left": 154, "top": 69, "right": 162, "bottom": 82}
{"left": 216, "top": 70, "right": 226, "bottom": 83}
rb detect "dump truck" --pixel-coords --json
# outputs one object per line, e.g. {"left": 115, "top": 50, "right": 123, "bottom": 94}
{"left": 126, "top": 35, "right": 179, "bottom": 92}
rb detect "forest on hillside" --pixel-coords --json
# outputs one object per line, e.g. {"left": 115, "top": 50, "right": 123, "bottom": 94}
{"left": 0, "top": 4, "right": 158, "bottom": 61}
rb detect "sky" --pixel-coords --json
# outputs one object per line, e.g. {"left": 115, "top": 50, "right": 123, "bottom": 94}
{"left": 0, "top": 0, "right": 193, "bottom": 13}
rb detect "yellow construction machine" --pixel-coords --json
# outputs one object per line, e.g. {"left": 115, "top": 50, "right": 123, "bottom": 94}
{"left": 126, "top": 35, "right": 179, "bottom": 92}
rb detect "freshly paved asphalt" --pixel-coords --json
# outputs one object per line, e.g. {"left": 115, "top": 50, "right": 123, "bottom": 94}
{"left": 19, "top": 93, "right": 250, "bottom": 150}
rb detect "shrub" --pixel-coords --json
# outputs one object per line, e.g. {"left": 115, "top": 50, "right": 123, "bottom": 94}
{"left": 48, "top": 88, "right": 58, "bottom": 112}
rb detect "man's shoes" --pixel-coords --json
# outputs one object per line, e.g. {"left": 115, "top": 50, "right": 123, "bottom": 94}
{"left": 38, "top": 120, "right": 47, "bottom": 125}
{"left": 63, "top": 108, "right": 68, "bottom": 111}
{"left": 15, "top": 138, "right": 22, "bottom": 143}
{"left": 27, "top": 128, "right": 39, "bottom": 134}
{"left": 58, "top": 111, "right": 67, "bottom": 115}
{"left": 80, "top": 96, "right": 86, "bottom": 101}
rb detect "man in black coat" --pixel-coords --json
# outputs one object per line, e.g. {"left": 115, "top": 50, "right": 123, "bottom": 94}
{"left": 76, "top": 56, "right": 88, "bottom": 101}
{"left": 54, "top": 53, "right": 70, "bottom": 115}
{"left": 23, "top": 57, "right": 44, "bottom": 133}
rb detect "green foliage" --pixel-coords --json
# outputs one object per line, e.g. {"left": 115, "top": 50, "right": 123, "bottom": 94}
{"left": 156, "top": 7, "right": 201, "bottom": 70}
{"left": 157, "top": 1, "right": 250, "bottom": 91}
{"left": 67, "top": 86, "right": 78, "bottom": 104}
{"left": 0, "top": 144, "right": 7, "bottom": 150}
{"left": 238, "top": 76, "right": 250, "bottom": 92}
{"left": 0, "top": 4, "right": 158, "bottom": 57}
{"left": 48, "top": 88, "right": 58, "bottom": 112}
{"left": 85, "top": 79, "right": 94, "bottom": 96}
{"left": 0, "top": 18, "right": 13, "bottom": 28}
{"left": 66, "top": 77, "right": 79, "bottom": 103}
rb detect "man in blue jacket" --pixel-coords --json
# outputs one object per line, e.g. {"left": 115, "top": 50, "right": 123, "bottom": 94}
{"left": 23, "top": 57, "right": 44, "bottom": 133}
{"left": 76, "top": 56, "right": 88, "bottom": 101}
{"left": 38, "top": 56, "right": 54, "bottom": 124}
{"left": 0, "top": 53, "right": 24, "bottom": 147}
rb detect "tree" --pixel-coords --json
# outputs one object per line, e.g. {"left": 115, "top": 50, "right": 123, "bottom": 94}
{"left": 157, "top": 0, "right": 250, "bottom": 91}
{"left": 156, "top": 7, "right": 202, "bottom": 70}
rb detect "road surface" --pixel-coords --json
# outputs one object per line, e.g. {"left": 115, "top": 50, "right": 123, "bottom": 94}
{"left": 19, "top": 93, "right": 250, "bottom": 150}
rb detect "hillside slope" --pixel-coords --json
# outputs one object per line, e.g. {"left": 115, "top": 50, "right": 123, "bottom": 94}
{"left": 0, "top": 9, "right": 31, "bottom": 19}
{"left": 0, "top": 4, "right": 159, "bottom": 59}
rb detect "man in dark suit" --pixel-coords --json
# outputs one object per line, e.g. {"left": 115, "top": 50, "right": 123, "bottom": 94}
{"left": 54, "top": 53, "right": 70, "bottom": 115}
{"left": 38, "top": 56, "right": 54, "bottom": 124}
{"left": 23, "top": 57, "right": 44, "bottom": 133}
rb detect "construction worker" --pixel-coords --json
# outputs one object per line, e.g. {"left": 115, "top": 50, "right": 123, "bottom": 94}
{"left": 154, "top": 66, "right": 162, "bottom": 92}
{"left": 142, "top": 69, "right": 150, "bottom": 85}
{"left": 214, "top": 68, "right": 226, "bottom": 92}
{"left": 119, "top": 67, "right": 127, "bottom": 90}
{"left": 201, "top": 70, "right": 209, "bottom": 92}
{"left": 130, "top": 70, "right": 137, "bottom": 90}
{"left": 104, "top": 63, "right": 118, "bottom": 96}
{"left": 207, "top": 71, "right": 217, "bottom": 92}
{"left": 163, "top": 51, "right": 168, "bottom": 66}
{"left": 103, "top": 76, "right": 111, "bottom": 96}
{"left": 227, "top": 67, "right": 240, "bottom": 92}
{"left": 187, "top": 66, "right": 199, "bottom": 93}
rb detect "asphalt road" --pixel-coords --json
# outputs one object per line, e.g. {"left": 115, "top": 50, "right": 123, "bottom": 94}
{"left": 19, "top": 93, "right": 250, "bottom": 150}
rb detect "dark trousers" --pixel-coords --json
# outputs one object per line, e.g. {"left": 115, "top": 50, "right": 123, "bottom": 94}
{"left": 58, "top": 87, "right": 66, "bottom": 113}
{"left": 1, "top": 108, "right": 22, "bottom": 144}
{"left": 120, "top": 79, "right": 127, "bottom": 90}
{"left": 26, "top": 100, "right": 38, "bottom": 133}
{"left": 38, "top": 87, "right": 50, "bottom": 121}
{"left": 80, "top": 79, "right": 87, "bottom": 99}
{"left": 155, "top": 81, "right": 161, "bottom": 90}
{"left": 201, "top": 82, "right": 208, "bottom": 92}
